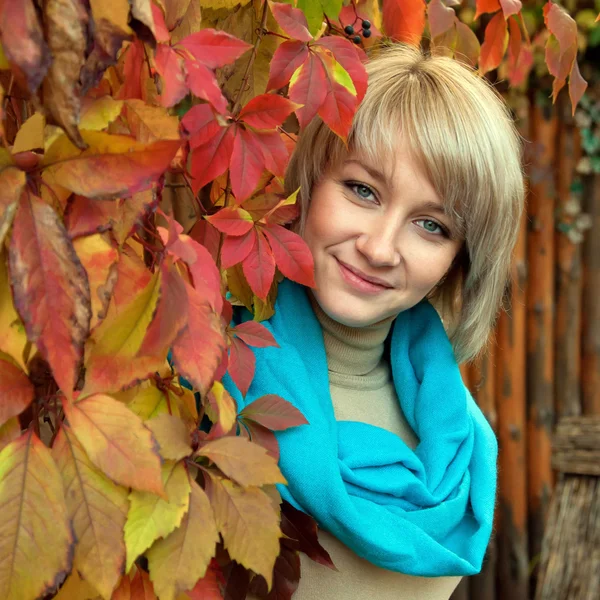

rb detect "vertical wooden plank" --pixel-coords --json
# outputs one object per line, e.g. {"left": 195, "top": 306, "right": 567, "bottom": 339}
{"left": 555, "top": 94, "right": 583, "bottom": 418}
{"left": 526, "top": 97, "right": 557, "bottom": 593}
{"left": 469, "top": 349, "right": 497, "bottom": 600}
{"left": 496, "top": 209, "right": 529, "bottom": 600}
{"left": 581, "top": 173, "right": 600, "bottom": 415}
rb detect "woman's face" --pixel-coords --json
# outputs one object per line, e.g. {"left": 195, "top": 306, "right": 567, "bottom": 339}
{"left": 302, "top": 143, "right": 464, "bottom": 327}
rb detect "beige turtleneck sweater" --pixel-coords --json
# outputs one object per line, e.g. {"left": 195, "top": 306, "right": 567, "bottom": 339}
{"left": 250, "top": 299, "right": 462, "bottom": 599}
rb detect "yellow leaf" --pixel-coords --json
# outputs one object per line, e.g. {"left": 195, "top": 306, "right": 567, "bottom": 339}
{"left": 0, "top": 431, "right": 74, "bottom": 600}
{"left": 12, "top": 113, "right": 45, "bottom": 153}
{"left": 0, "top": 42, "right": 9, "bottom": 69}
{"left": 146, "top": 477, "right": 218, "bottom": 600}
{"left": 198, "top": 436, "right": 286, "bottom": 487}
{"left": 88, "top": 269, "right": 161, "bottom": 358}
{"left": 80, "top": 96, "right": 125, "bottom": 131}
{"left": 125, "top": 460, "right": 191, "bottom": 572}
{"left": 200, "top": 0, "right": 252, "bottom": 12}
{"left": 124, "top": 100, "right": 180, "bottom": 143}
{"left": 206, "top": 381, "right": 237, "bottom": 434}
{"left": 0, "top": 254, "right": 29, "bottom": 371}
{"left": 54, "top": 569, "right": 102, "bottom": 600}
{"left": 146, "top": 414, "right": 192, "bottom": 461}
{"left": 127, "top": 383, "right": 181, "bottom": 420}
{"left": 205, "top": 473, "right": 281, "bottom": 588}
{"left": 89, "top": 0, "right": 132, "bottom": 35}
{"left": 64, "top": 393, "right": 164, "bottom": 496}
{"left": 0, "top": 417, "right": 20, "bottom": 453}
{"left": 52, "top": 424, "right": 129, "bottom": 600}
{"left": 73, "top": 233, "right": 119, "bottom": 330}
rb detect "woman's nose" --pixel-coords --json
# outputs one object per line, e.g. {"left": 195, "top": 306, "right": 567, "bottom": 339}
{"left": 355, "top": 221, "right": 401, "bottom": 267}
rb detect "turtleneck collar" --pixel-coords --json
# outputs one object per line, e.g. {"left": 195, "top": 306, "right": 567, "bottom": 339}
{"left": 308, "top": 292, "right": 396, "bottom": 377}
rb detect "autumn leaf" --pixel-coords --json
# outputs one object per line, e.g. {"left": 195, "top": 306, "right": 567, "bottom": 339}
{"left": 64, "top": 393, "right": 164, "bottom": 495}
{"left": 268, "top": 2, "right": 313, "bottom": 42}
{"left": 9, "top": 192, "right": 91, "bottom": 400}
{"left": 0, "top": 168, "right": 25, "bottom": 247}
{"left": 289, "top": 53, "right": 328, "bottom": 130}
{"left": 205, "top": 206, "right": 254, "bottom": 236}
{"left": 146, "top": 414, "right": 193, "bottom": 461}
{"left": 239, "top": 395, "right": 308, "bottom": 431}
{"left": 112, "top": 566, "right": 158, "bottom": 600}
{"left": 428, "top": 0, "right": 455, "bottom": 39}
{"left": 238, "top": 94, "right": 300, "bottom": 130}
{"left": 0, "top": 258, "right": 29, "bottom": 371}
{"left": 0, "top": 417, "right": 21, "bottom": 454}
{"left": 198, "top": 436, "right": 286, "bottom": 487}
{"left": 127, "top": 382, "right": 179, "bottom": 421}
{"left": 242, "top": 229, "right": 276, "bottom": 300}
{"left": 221, "top": 229, "right": 257, "bottom": 269}
{"left": 239, "top": 419, "right": 280, "bottom": 461}
{"left": 205, "top": 381, "right": 238, "bottom": 434}
{"left": 0, "top": 0, "right": 50, "bottom": 93}
{"left": 479, "top": 11, "right": 508, "bottom": 74}
{"left": 227, "top": 335, "right": 256, "bottom": 397}
{"left": 52, "top": 424, "right": 129, "bottom": 600}
{"left": 474, "top": 0, "right": 501, "bottom": 20}
{"left": 43, "top": 0, "right": 88, "bottom": 149}
{"left": 146, "top": 476, "right": 219, "bottom": 600}
{"left": 0, "top": 431, "right": 74, "bottom": 600}
{"left": 43, "top": 131, "right": 181, "bottom": 199}
{"left": 125, "top": 460, "right": 191, "bottom": 572}
{"left": 247, "top": 544, "right": 301, "bottom": 599}
{"left": 263, "top": 224, "right": 315, "bottom": 288}
{"left": 266, "top": 41, "right": 309, "bottom": 92}
{"left": 205, "top": 472, "right": 281, "bottom": 588}
{"left": 183, "top": 560, "right": 224, "bottom": 600}
{"left": 0, "top": 359, "right": 34, "bottom": 427}
{"left": 155, "top": 44, "right": 188, "bottom": 107}
{"left": 233, "top": 321, "right": 278, "bottom": 348}
{"left": 382, "top": 0, "right": 426, "bottom": 45}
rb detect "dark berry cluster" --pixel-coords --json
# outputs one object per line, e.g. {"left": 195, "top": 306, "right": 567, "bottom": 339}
{"left": 343, "top": 19, "right": 371, "bottom": 44}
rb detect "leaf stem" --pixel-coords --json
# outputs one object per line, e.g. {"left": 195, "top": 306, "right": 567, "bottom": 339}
{"left": 231, "top": 1, "right": 270, "bottom": 117}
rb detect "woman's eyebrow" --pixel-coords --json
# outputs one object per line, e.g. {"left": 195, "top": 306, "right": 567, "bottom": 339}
{"left": 343, "top": 159, "right": 389, "bottom": 185}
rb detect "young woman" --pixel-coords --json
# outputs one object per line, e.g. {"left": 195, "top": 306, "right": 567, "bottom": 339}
{"left": 225, "top": 43, "right": 524, "bottom": 599}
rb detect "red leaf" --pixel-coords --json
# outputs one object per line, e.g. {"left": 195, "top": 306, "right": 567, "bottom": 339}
{"left": 568, "top": 59, "right": 588, "bottom": 117}
{"left": 178, "top": 29, "right": 252, "bottom": 69}
{"left": 0, "top": 359, "right": 34, "bottom": 427}
{"left": 230, "top": 128, "right": 266, "bottom": 202}
{"left": 474, "top": 0, "right": 501, "bottom": 20}
{"left": 499, "top": 0, "right": 522, "bottom": 19}
{"left": 314, "top": 37, "right": 368, "bottom": 102}
{"left": 263, "top": 225, "right": 315, "bottom": 288}
{"left": 189, "top": 126, "right": 234, "bottom": 194}
{"left": 205, "top": 206, "right": 254, "bottom": 236}
{"left": 155, "top": 44, "right": 187, "bottom": 107}
{"left": 64, "top": 195, "right": 118, "bottom": 238}
{"left": 428, "top": 0, "right": 456, "bottom": 39}
{"left": 239, "top": 94, "right": 299, "bottom": 130}
{"left": 280, "top": 501, "right": 336, "bottom": 569}
{"left": 181, "top": 104, "right": 222, "bottom": 148}
{"left": 233, "top": 321, "right": 278, "bottom": 348}
{"left": 171, "top": 283, "right": 227, "bottom": 397}
{"left": 117, "top": 40, "right": 145, "bottom": 100}
{"left": 382, "top": 0, "right": 426, "bottom": 45}
{"left": 9, "top": 194, "right": 91, "bottom": 399}
{"left": 268, "top": 2, "right": 313, "bottom": 42}
{"left": 247, "top": 543, "right": 300, "bottom": 600}
{"left": 221, "top": 229, "right": 257, "bottom": 269}
{"left": 252, "top": 130, "right": 289, "bottom": 177}
{"left": 266, "top": 40, "right": 309, "bottom": 91}
{"left": 507, "top": 15, "right": 522, "bottom": 79}
{"left": 316, "top": 63, "right": 357, "bottom": 141}
{"left": 239, "top": 420, "right": 279, "bottom": 460}
{"left": 185, "top": 560, "right": 225, "bottom": 600}
{"left": 185, "top": 59, "right": 229, "bottom": 114}
{"left": 289, "top": 53, "right": 328, "bottom": 129}
{"left": 479, "top": 11, "right": 508, "bottom": 74}
{"left": 239, "top": 394, "right": 308, "bottom": 431}
{"left": 189, "top": 219, "right": 222, "bottom": 263}
{"left": 151, "top": 4, "right": 171, "bottom": 42}
{"left": 242, "top": 230, "right": 276, "bottom": 300}
{"left": 228, "top": 337, "right": 255, "bottom": 397}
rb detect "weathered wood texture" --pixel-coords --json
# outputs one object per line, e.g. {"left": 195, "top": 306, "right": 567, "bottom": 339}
{"left": 526, "top": 98, "right": 557, "bottom": 591}
{"left": 535, "top": 417, "right": 600, "bottom": 600}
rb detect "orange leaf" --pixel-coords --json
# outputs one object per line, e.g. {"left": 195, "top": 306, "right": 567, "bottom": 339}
{"left": 198, "top": 435, "right": 286, "bottom": 487}
{"left": 382, "top": 0, "right": 426, "bottom": 45}
{"left": 171, "top": 283, "right": 226, "bottom": 397}
{"left": 0, "top": 167, "right": 26, "bottom": 247}
{"left": 112, "top": 566, "right": 158, "bottom": 600}
{"left": 239, "top": 94, "right": 300, "bottom": 130}
{"left": 568, "top": 59, "right": 588, "bottom": 117}
{"left": 474, "top": 0, "right": 500, "bottom": 20}
{"left": 205, "top": 206, "right": 254, "bottom": 236}
{"left": 239, "top": 394, "right": 309, "bottom": 431}
{"left": 233, "top": 321, "right": 278, "bottom": 348}
{"left": 0, "top": 359, "right": 34, "bottom": 427}
{"left": 146, "top": 414, "right": 193, "bottom": 461}
{"left": 43, "top": 131, "right": 181, "bottom": 199}
{"left": 9, "top": 192, "right": 91, "bottom": 399}
{"left": 0, "top": 431, "right": 74, "bottom": 600}
{"left": 64, "top": 393, "right": 164, "bottom": 495}
{"left": 479, "top": 11, "right": 508, "bottom": 74}
{"left": 52, "top": 423, "right": 129, "bottom": 600}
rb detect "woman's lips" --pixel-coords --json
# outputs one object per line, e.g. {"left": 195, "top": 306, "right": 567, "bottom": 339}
{"left": 336, "top": 259, "right": 393, "bottom": 294}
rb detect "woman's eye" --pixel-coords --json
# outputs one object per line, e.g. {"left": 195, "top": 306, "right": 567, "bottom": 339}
{"left": 416, "top": 219, "right": 445, "bottom": 236}
{"left": 347, "top": 182, "right": 376, "bottom": 202}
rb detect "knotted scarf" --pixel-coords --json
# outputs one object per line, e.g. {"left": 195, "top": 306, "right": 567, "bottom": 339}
{"left": 223, "top": 279, "right": 497, "bottom": 577}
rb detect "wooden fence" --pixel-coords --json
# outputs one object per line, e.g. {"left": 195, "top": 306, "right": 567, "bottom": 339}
{"left": 451, "top": 89, "right": 600, "bottom": 600}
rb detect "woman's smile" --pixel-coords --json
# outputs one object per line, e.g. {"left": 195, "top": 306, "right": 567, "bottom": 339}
{"left": 336, "top": 258, "right": 395, "bottom": 294}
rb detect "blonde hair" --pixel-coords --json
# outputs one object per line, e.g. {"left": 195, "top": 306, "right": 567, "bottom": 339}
{"left": 285, "top": 43, "right": 525, "bottom": 363}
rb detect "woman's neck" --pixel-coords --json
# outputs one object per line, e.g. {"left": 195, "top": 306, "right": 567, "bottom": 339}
{"left": 308, "top": 293, "right": 396, "bottom": 376}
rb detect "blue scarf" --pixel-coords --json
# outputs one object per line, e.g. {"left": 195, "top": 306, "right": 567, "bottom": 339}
{"left": 223, "top": 279, "right": 497, "bottom": 577}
